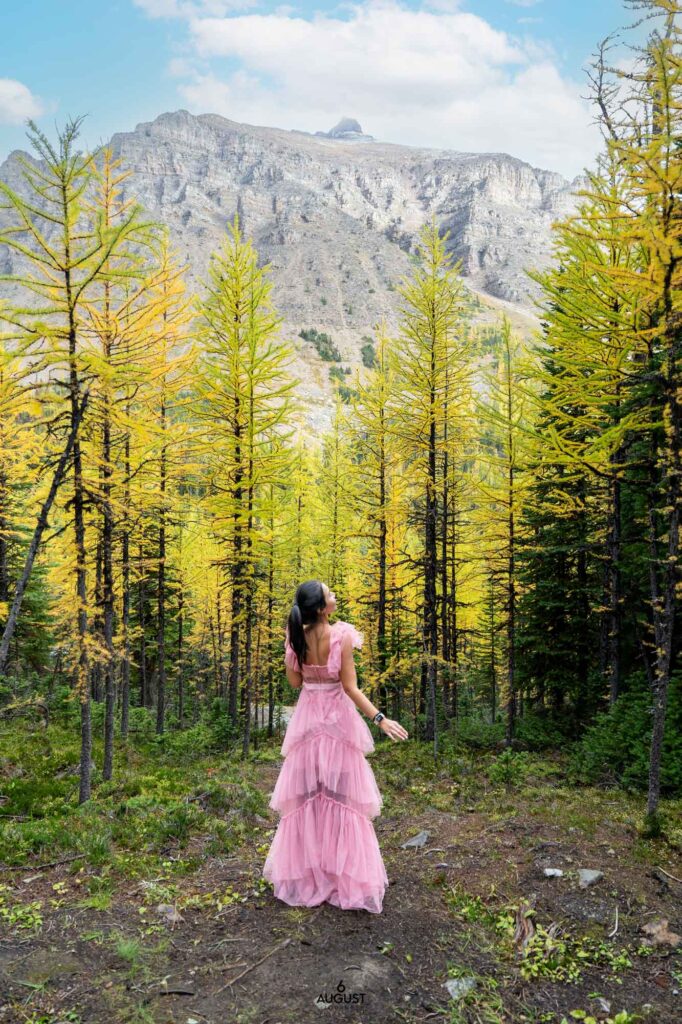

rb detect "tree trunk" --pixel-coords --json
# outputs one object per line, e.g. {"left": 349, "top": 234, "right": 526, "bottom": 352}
{"left": 156, "top": 421, "right": 167, "bottom": 736}
{"left": 71, "top": 360, "right": 91, "bottom": 802}
{"left": 378, "top": 422, "right": 388, "bottom": 713}
{"left": 646, "top": 315, "right": 680, "bottom": 820}
{"left": 0, "top": 471, "right": 8, "bottom": 606}
{"left": 229, "top": 406, "right": 243, "bottom": 730}
{"left": 0, "top": 394, "right": 88, "bottom": 674}
{"left": 177, "top": 582, "right": 184, "bottom": 728}
{"left": 424, "top": 365, "right": 439, "bottom": 753}
{"left": 505, "top": 397, "right": 516, "bottom": 747}
{"left": 139, "top": 544, "right": 148, "bottom": 707}
{"left": 606, "top": 444, "right": 623, "bottom": 706}
{"left": 120, "top": 424, "right": 132, "bottom": 740}
{"left": 102, "top": 375, "right": 116, "bottom": 780}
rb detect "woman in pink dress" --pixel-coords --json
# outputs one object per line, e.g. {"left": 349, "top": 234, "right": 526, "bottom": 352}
{"left": 263, "top": 580, "right": 409, "bottom": 914}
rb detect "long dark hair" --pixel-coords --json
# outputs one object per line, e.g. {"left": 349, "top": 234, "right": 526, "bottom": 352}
{"left": 286, "top": 580, "right": 327, "bottom": 669}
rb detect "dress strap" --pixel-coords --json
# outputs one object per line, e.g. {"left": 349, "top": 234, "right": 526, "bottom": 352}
{"left": 328, "top": 621, "right": 364, "bottom": 677}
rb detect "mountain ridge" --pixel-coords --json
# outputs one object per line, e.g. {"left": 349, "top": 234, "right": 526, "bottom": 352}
{"left": 1, "top": 108, "right": 585, "bottom": 431}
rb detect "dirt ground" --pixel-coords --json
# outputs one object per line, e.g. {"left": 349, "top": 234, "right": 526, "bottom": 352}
{"left": 1, "top": 758, "right": 681, "bottom": 1024}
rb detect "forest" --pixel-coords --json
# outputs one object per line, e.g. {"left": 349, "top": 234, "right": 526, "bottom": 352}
{"left": 0, "top": 2, "right": 680, "bottom": 1023}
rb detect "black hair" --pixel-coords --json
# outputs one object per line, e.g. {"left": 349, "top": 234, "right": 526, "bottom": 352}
{"left": 286, "top": 580, "right": 327, "bottom": 670}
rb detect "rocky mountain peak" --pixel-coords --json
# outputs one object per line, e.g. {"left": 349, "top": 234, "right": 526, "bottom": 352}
{"left": 315, "top": 117, "right": 375, "bottom": 142}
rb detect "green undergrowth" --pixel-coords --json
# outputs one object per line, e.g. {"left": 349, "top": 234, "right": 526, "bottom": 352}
{"left": 1, "top": 713, "right": 679, "bottom": 878}
{"left": 0, "top": 718, "right": 271, "bottom": 871}
{"left": 0, "top": 714, "right": 680, "bottom": 1024}
{"left": 441, "top": 881, "right": 659, "bottom": 1023}
{"left": 369, "top": 738, "right": 681, "bottom": 848}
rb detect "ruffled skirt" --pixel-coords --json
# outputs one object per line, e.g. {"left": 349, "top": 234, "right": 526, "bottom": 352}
{"left": 262, "top": 682, "right": 389, "bottom": 913}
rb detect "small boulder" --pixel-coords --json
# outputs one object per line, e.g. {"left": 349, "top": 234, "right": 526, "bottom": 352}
{"left": 401, "top": 830, "right": 430, "bottom": 849}
{"left": 544, "top": 868, "right": 563, "bottom": 878}
{"left": 443, "top": 976, "right": 477, "bottom": 999}
{"left": 156, "top": 903, "right": 184, "bottom": 924}
{"left": 578, "top": 869, "right": 603, "bottom": 888}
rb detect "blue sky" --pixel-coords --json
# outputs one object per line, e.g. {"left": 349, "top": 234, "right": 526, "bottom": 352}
{"left": 0, "top": 0, "right": 649, "bottom": 178}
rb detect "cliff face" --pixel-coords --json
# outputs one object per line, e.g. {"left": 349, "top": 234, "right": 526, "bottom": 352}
{"left": 0, "top": 110, "right": 585, "bottom": 430}
{"left": 104, "top": 110, "right": 582, "bottom": 307}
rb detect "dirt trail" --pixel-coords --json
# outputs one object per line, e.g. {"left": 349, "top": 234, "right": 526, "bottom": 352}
{"left": 1, "top": 760, "right": 681, "bottom": 1023}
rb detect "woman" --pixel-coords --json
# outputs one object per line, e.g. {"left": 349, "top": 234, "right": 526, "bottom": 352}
{"left": 262, "top": 580, "right": 409, "bottom": 914}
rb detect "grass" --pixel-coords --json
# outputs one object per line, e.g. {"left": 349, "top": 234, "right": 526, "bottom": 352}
{"left": 0, "top": 720, "right": 271, "bottom": 874}
{"left": 441, "top": 876, "right": 655, "bottom": 994}
{"left": 0, "top": 884, "right": 44, "bottom": 931}
{"left": 443, "top": 964, "right": 507, "bottom": 1024}
{"left": 21, "top": 1014, "right": 82, "bottom": 1024}
{"left": 2, "top": 718, "right": 680, "bottom": 881}
{"left": 1, "top": 714, "right": 679, "bottom": 1023}
{"left": 110, "top": 931, "right": 144, "bottom": 967}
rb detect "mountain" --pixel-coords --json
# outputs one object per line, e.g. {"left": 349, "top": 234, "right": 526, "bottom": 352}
{"left": 314, "top": 117, "right": 375, "bottom": 142}
{"left": 0, "top": 109, "right": 585, "bottom": 431}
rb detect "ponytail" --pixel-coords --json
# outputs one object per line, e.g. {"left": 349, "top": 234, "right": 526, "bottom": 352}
{"left": 285, "top": 580, "right": 327, "bottom": 669}
{"left": 287, "top": 600, "right": 306, "bottom": 670}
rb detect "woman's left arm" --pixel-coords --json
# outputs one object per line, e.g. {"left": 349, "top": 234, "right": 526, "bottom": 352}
{"left": 286, "top": 665, "right": 302, "bottom": 690}
{"left": 284, "top": 637, "right": 303, "bottom": 689}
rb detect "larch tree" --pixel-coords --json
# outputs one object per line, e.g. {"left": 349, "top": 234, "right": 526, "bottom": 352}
{"left": 474, "top": 315, "right": 539, "bottom": 744}
{"left": 143, "top": 238, "right": 196, "bottom": 737}
{"left": 316, "top": 395, "right": 358, "bottom": 603}
{"left": 0, "top": 306, "right": 69, "bottom": 676}
{"left": 111, "top": 250, "right": 189, "bottom": 737}
{"left": 392, "top": 215, "right": 472, "bottom": 752}
{"left": 195, "top": 213, "right": 297, "bottom": 742}
{"left": 0, "top": 117, "right": 145, "bottom": 802}
{"left": 612, "top": 0, "right": 682, "bottom": 824}
{"left": 254, "top": 433, "right": 301, "bottom": 737}
{"left": 527, "top": 133, "right": 644, "bottom": 711}
{"left": 530, "top": 0, "right": 681, "bottom": 823}
{"left": 344, "top": 318, "right": 400, "bottom": 709}
{"left": 81, "top": 147, "right": 160, "bottom": 778}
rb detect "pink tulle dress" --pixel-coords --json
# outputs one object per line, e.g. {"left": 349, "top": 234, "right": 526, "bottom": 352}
{"left": 262, "top": 619, "right": 389, "bottom": 914}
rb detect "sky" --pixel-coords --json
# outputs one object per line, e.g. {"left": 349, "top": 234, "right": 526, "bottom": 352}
{"left": 0, "top": 0, "right": 652, "bottom": 179}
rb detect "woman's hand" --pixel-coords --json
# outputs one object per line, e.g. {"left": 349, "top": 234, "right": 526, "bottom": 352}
{"left": 378, "top": 717, "right": 409, "bottom": 742}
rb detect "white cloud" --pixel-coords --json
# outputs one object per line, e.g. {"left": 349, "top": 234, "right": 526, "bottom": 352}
{"left": 168, "top": 0, "right": 600, "bottom": 178}
{"left": 0, "top": 79, "right": 44, "bottom": 124}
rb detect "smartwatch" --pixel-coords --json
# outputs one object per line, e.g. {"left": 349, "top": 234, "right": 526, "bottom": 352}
{"left": 373, "top": 712, "right": 385, "bottom": 725}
